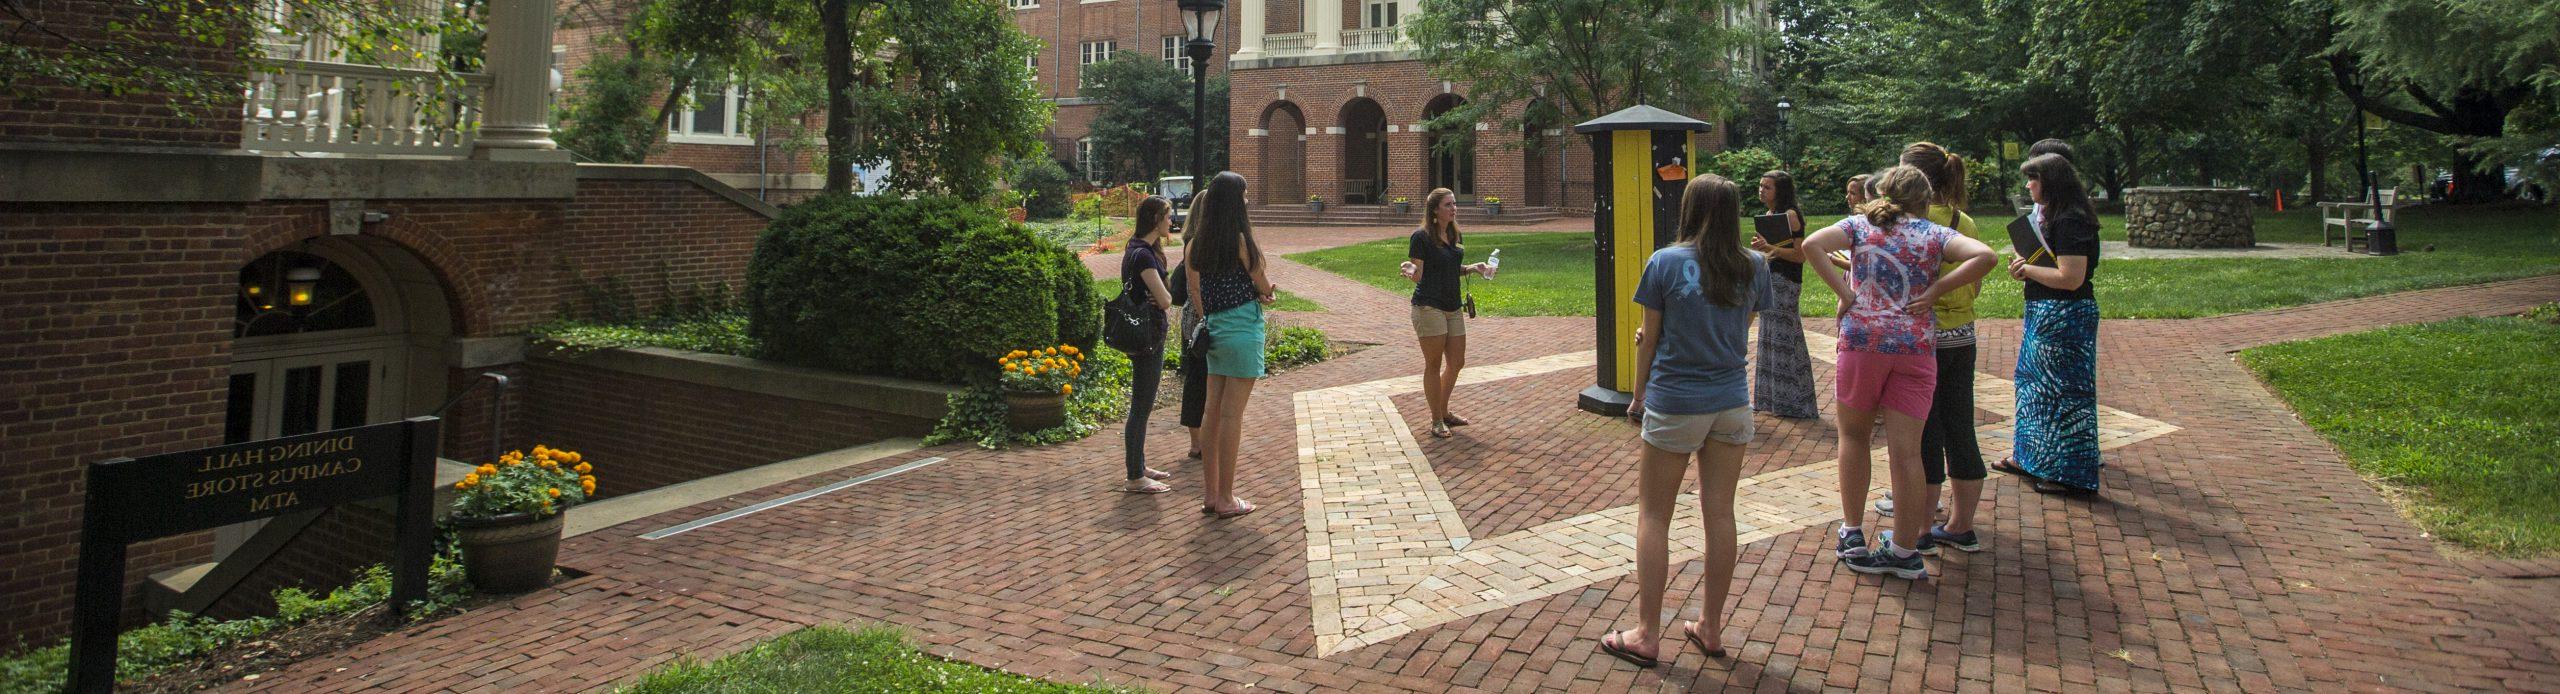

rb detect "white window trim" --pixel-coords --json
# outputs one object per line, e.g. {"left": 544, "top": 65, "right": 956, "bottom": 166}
{"left": 666, "top": 82, "right": 753, "bottom": 145}
{"left": 1162, "top": 35, "right": 1192, "bottom": 73}
{"left": 1077, "top": 138, "right": 1100, "bottom": 184}
{"left": 1007, "top": 0, "right": 1038, "bottom": 9}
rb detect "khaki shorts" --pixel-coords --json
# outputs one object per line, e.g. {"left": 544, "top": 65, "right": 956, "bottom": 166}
{"left": 1640, "top": 406, "right": 1755, "bottom": 453}
{"left": 1411, "top": 304, "right": 1468, "bottom": 338}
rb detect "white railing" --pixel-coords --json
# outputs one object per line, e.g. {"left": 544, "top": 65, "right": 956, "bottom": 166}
{"left": 1265, "top": 32, "right": 1313, "bottom": 51}
{"left": 242, "top": 59, "right": 488, "bottom": 156}
{"left": 1344, "top": 27, "right": 1402, "bottom": 51}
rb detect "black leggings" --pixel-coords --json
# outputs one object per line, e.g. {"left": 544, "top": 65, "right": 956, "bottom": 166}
{"left": 1178, "top": 330, "right": 1209, "bottom": 429}
{"left": 1920, "top": 342, "right": 1985, "bottom": 484}
{"left": 1123, "top": 348, "right": 1165, "bottom": 480}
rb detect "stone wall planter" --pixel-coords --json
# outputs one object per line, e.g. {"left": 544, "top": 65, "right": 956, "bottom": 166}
{"left": 452, "top": 511, "right": 564, "bottom": 593}
{"left": 1003, "top": 392, "right": 1067, "bottom": 431}
{"left": 2125, "top": 187, "right": 2255, "bottom": 248}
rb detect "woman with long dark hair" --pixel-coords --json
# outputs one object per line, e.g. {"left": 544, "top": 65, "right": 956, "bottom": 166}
{"left": 1875, "top": 142, "right": 1988, "bottom": 554}
{"left": 1994, "top": 153, "right": 2105, "bottom": 495}
{"left": 1183, "top": 172, "right": 1277, "bottom": 518}
{"left": 1117, "top": 196, "right": 1179, "bottom": 493}
{"left": 1400, "top": 187, "right": 1496, "bottom": 438}
{"left": 1745, "top": 171, "right": 1820, "bottom": 420}
{"left": 1599, "top": 175, "right": 1771, "bottom": 668}
{"left": 1798, "top": 165, "right": 1998, "bottom": 581}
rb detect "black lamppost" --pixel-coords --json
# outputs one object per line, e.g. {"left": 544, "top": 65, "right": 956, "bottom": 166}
{"left": 1179, "top": 0, "right": 1226, "bottom": 182}
{"left": 1775, "top": 100, "right": 1792, "bottom": 167}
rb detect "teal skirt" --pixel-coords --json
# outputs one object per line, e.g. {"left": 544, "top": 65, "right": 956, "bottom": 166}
{"left": 1204, "top": 302, "right": 1266, "bottom": 379}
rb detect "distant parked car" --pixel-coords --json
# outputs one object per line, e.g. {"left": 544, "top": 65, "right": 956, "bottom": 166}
{"left": 1157, "top": 175, "right": 1196, "bottom": 231}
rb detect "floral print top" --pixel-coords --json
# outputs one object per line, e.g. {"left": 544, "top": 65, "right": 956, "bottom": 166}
{"left": 1829, "top": 215, "right": 1956, "bottom": 355}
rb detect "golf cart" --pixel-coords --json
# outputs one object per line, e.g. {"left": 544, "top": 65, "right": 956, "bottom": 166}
{"left": 1158, "top": 175, "right": 1195, "bottom": 232}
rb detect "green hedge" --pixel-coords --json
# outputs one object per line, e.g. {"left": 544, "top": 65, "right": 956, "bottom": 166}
{"left": 746, "top": 195, "right": 1097, "bottom": 384}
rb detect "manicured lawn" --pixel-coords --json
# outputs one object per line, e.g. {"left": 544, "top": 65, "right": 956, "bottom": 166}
{"left": 1289, "top": 231, "right": 1600, "bottom": 316}
{"left": 620, "top": 625, "right": 1129, "bottom": 693}
{"left": 1287, "top": 207, "right": 2560, "bottom": 319}
{"left": 2239, "top": 312, "right": 2560, "bottom": 556}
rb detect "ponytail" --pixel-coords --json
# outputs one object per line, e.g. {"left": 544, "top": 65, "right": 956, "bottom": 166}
{"left": 1859, "top": 165, "right": 1934, "bottom": 228}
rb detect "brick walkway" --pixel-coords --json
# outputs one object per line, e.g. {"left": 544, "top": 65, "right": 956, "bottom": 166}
{"left": 240, "top": 264, "right": 2560, "bottom": 692}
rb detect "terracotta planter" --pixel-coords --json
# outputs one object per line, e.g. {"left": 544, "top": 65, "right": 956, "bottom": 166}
{"left": 1006, "top": 207, "right": 1029, "bottom": 223}
{"left": 453, "top": 511, "right": 564, "bottom": 593}
{"left": 1003, "top": 391, "right": 1068, "bottom": 431}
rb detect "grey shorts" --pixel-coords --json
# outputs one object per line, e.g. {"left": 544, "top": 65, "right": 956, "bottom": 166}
{"left": 1411, "top": 304, "right": 1467, "bottom": 338}
{"left": 1640, "top": 405, "right": 1755, "bottom": 453}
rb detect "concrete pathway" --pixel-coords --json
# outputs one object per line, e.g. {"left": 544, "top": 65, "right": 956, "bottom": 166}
{"left": 234, "top": 243, "right": 2560, "bottom": 692}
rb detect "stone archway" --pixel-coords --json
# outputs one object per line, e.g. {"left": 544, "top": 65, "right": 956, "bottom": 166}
{"left": 1259, "top": 101, "right": 1308, "bottom": 206}
{"left": 222, "top": 235, "right": 455, "bottom": 554}
{"left": 1337, "top": 98, "right": 1388, "bottom": 204}
{"left": 1422, "top": 94, "right": 1474, "bottom": 196}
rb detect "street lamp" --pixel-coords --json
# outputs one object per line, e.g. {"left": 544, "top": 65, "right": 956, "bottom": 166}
{"left": 1179, "top": 0, "right": 1225, "bottom": 182}
{"left": 1774, "top": 100, "right": 1792, "bottom": 167}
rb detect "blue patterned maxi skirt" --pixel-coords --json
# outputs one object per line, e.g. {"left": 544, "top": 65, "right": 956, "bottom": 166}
{"left": 2014, "top": 298, "right": 2101, "bottom": 490}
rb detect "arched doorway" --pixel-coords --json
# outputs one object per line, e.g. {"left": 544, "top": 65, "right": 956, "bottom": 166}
{"left": 222, "top": 236, "right": 452, "bottom": 553}
{"left": 1259, "top": 102, "right": 1307, "bottom": 206}
{"left": 1520, "top": 99, "right": 1563, "bottom": 207}
{"left": 1338, "top": 98, "right": 1387, "bottom": 204}
{"left": 1423, "top": 94, "right": 1475, "bottom": 196}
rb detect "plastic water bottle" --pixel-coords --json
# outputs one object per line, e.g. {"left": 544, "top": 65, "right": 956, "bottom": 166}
{"left": 1485, "top": 249, "right": 1501, "bottom": 279}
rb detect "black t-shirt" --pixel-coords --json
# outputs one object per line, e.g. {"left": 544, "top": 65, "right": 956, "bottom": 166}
{"left": 2025, "top": 210, "right": 2102, "bottom": 302}
{"left": 1767, "top": 209, "right": 1804, "bottom": 283}
{"left": 1408, "top": 228, "right": 1465, "bottom": 311}
{"left": 1120, "top": 239, "right": 1168, "bottom": 320}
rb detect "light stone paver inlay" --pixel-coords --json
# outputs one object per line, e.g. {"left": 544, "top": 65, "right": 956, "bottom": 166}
{"left": 1294, "top": 331, "right": 2184, "bottom": 656}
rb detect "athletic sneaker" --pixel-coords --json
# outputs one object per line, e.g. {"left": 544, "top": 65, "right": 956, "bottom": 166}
{"left": 1925, "top": 524, "right": 1982, "bottom": 553}
{"left": 1844, "top": 543, "right": 1929, "bottom": 580}
{"left": 1835, "top": 526, "right": 1869, "bottom": 560}
{"left": 1873, "top": 493, "right": 1944, "bottom": 519}
{"left": 1878, "top": 529, "right": 1938, "bottom": 556}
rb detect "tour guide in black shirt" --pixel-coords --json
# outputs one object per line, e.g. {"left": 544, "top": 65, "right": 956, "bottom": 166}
{"left": 1401, "top": 188, "right": 1495, "bottom": 439}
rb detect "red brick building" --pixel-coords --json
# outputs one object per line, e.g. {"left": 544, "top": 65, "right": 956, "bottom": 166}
{"left": 1, "top": 0, "right": 814, "bottom": 642}
{"left": 1222, "top": 0, "right": 1736, "bottom": 216}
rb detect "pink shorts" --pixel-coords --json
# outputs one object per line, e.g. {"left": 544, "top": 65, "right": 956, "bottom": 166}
{"left": 1834, "top": 350, "right": 1937, "bottom": 419}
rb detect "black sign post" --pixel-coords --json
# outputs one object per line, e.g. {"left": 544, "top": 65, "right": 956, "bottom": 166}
{"left": 67, "top": 416, "right": 440, "bottom": 694}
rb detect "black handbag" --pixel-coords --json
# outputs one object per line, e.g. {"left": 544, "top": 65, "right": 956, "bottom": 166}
{"left": 1102, "top": 287, "right": 1163, "bottom": 355}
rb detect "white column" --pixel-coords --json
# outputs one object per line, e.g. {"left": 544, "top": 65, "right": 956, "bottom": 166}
{"left": 1235, "top": 0, "right": 1265, "bottom": 60}
{"left": 1312, "top": 0, "right": 1342, "bottom": 51}
{"left": 472, "top": 0, "right": 567, "bottom": 160}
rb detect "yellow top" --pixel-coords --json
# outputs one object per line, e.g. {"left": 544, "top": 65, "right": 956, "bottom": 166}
{"left": 1925, "top": 207, "right": 1980, "bottom": 329}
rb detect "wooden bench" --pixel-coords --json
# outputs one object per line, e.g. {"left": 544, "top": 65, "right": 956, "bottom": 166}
{"left": 2319, "top": 188, "right": 2398, "bottom": 251}
{"left": 1342, "top": 179, "right": 1376, "bottom": 204}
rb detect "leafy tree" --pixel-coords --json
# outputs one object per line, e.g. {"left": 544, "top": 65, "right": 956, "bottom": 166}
{"left": 1082, "top": 54, "right": 1228, "bottom": 184}
{"left": 1404, "top": 0, "right": 1763, "bottom": 132}
{"left": 1005, "top": 154, "right": 1074, "bottom": 219}
{"left": 2327, "top": 0, "right": 2559, "bottom": 202}
{"left": 563, "top": 0, "right": 1047, "bottom": 196}
{"left": 555, "top": 47, "right": 670, "bottom": 163}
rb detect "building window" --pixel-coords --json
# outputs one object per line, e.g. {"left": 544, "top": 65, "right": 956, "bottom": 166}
{"left": 1026, "top": 53, "right": 1039, "bottom": 84}
{"left": 1078, "top": 40, "right": 1114, "bottom": 88}
{"left": 1366, "top": 0, "right": 1399, "bottom": 28}
{"left": 1076, "top": 138, "right": 1100, "bottom": 184}
{"left": 1162, "top": 36, "right": 1193, "bottom": 74}
{"left": 667, "top": 82, "right": 751, "bottom": 144}
{"left": 1007, "top": 0, "right": 1037, "bottom": 9}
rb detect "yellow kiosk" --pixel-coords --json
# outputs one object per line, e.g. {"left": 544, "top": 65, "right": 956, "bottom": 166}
{"left": 1573, "top": 105, "right": 1710, "bottom": 416}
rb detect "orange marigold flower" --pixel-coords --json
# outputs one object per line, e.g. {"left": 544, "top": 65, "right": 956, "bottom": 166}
{"left": 575, "top": 462, "right": 592, "bottom": 473}
{"left": 1061, "top": 384, "right": 1073, "bottom": 395}
{"left": 546, "top": 488, "right": 561, "bottom": 498}
{"left": 475, "top": 464, "right": 497, "bottom": 476}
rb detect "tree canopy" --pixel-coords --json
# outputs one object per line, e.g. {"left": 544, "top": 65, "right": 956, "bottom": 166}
{"left": 1404, "top": 0, "right": 1765, "bottom": 131}
{"left": 1080, "top": 54, "right": 1229, "bottom": 184}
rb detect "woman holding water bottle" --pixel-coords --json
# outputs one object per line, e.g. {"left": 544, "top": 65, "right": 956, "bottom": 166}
{"left": 1402, "top": 188, "right": 1497, "bottom": 439}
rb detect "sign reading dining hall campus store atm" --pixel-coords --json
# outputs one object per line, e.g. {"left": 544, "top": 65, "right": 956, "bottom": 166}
{"left": 81, "top": 422, "right": 410, "bottom": 543}
{"left": 70, "top": 418, "right": 440, "bottom": 694}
